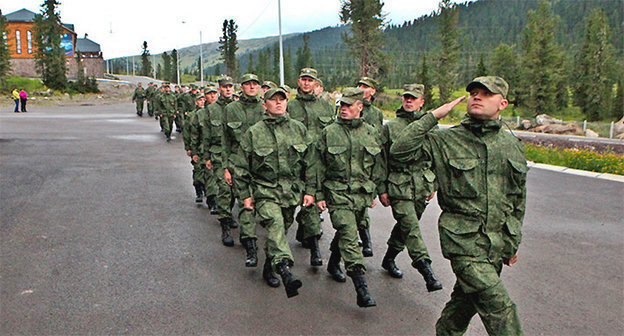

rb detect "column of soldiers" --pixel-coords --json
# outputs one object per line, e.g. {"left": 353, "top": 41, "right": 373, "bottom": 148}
{"left": 135, "top": 72, "right": 526, "bottom": 334}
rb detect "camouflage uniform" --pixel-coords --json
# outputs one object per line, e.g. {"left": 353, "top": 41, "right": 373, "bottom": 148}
{"left": 131, "top": 86, "right": 146, "bottom": 116}
{"left": 186, "top": 97, "right": 211, "bottom": 203}
{"left": 222, "top": 74, "right": 264, "bottom": 248}
{"left": 159, "top": 87, "right": 177, "bottom": 141}
{"left": 287, "top": 68, "right": 335, "bottom": 258}
{"left": 191, "top": 88, "right": 219, "bottom": 210}
{"left": 390, "top": 77, "right": 526, "bottom": 335}
{"left": 145, "top": 84, "right": 155, "bottom": 117}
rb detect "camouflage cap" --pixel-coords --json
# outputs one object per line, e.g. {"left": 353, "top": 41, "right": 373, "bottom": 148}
{"left": 262, "top": 81, "right": 278, "bottom": 89}
{"left": 205, "top": 86, "right": 218, "bottom": 93}
{"left": 403, "top": 84, "right": 425, "bottom": 98}
{"left": 195, "top": 93, "right": 205, "bottom": 100}
{"left": 357, "top": 77, "right": 379, "bottom": 90}
{"left": 338, "top": 87, "right": 365, "bottom": 105}
{"left": 240, "top": 73, "right": 260, "bottom": 84}
{"left": 218, "top": 75, "right": 235, "bottom": 86}
{"left": 466, "top": 76, "right": 508, "bottom": 98}
{"left": 299, "top": 68, "right": 319, "bottom": 80}
{"left": 280, "top": 84, "right": 292, "bottom": 92}
{"left": 190, "top": 84, "right": 198, "bottom": 89}
{"left": 264, "top": 88, "right": 288, "bottom": 100}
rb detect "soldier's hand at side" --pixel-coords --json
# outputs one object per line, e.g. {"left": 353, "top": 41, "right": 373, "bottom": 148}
{"left": 192, "top": 155, "right": 199, "bottom": 162}
{"left": 369, "top": 199, "right": 377, "bottom": 208}
{"left": 224, "top": 169, "right": 232, "bottom": 185}
{"left": 426, "top": 190, "right": 436, "bottom": 202}
{"left": 206, "top": 160, "right": 212, "bottom": 170}
{"left": 243, "top": 197, "right": 254, "bottom": 210}
{"left": 504, "top": 252, "right": 518, "bottom": 267}
{"left": 317, "top": 200, "right": 327, "bottom": 211}
{"left": 302, "top": 195, "right": 315, "bottom": 207}
{"left": 431, "top": 96, "right": 466, "bottom": 120}
{"left": 379, "top": 193, "right": 390, "bottom": 207}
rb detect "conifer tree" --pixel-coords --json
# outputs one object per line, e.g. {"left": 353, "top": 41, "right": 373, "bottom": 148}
{"left": 295, "top": 34, "right": 312, "bottom": 72}
{"left": 417, "top": 54, "right": 433, "bottom": 110}
{"left": 218, "top": 19, "right": 238, "bottom": 78}
{"left": 33, "top": 0, "right": 67, "bottom": 90}
{"left": 162, "top": 52, "right": 171, "bottom": 81}
{"left": 170, "top": 49, "right": 179, "bottom": 83}
{"left": 434, "top": 0, "right": 460, "bottom": 103}
{"left": 247, "top": 53, "right": 254, "bottom": 74}
{"left": 340, "top": 0, "right": 386, "bottom": 78}
{"left": 613, "top": 77, "right": 624, "bottom": 120}
{"left": 475, "top": 53, "right": 487, "bottom": 77}
{"left": 491, "top": 43, "right": 519, "bottom": 104}
{"left": 0, "top": 9, "right": 11, "bottom": 83}
{"left": 140, "top": 41, "right": 152, "bottom": 77}
{"left": 573, "top": 8, "right": 614, "bottom": 121}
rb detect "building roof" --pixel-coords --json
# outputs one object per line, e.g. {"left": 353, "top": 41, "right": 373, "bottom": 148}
{"left": 4, "top": 8, "right": 36, "bottom": 22}
{"left": 76, "top": 38, "right": 101, "bottom": 53}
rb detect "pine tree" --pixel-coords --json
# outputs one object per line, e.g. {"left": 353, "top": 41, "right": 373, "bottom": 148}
{"left": 284, "top": 46, "right": 294, "bottom": 86}
{"left": 417, "top": 54, "right": 434, "bottom": 110}
{"left": 156, "top": 63, "right": 162, "bottom": 80}
{"left": 491, "top": 43, "right": 519, "bottom": 104}
{"left": 162, "top": 52, "right": 171, "bottom": 82}
{"left": 0, "top": 9, "right": 11, "bottom": 83}
{"left": 170, "top": 49, "right": 179, "bottom": 83}
{"left": 214, "top": 63, "right": 221, "bottom": 77}
{"left": 573, "top": 8, "right": 614, "bottom": 121}
{"left": 272, "top": 42, "right": 279, "bottom": 82}
{"left": 434, "top": 0, "right": 460, "bottom": 103}
{"left": 340, "top": 0, "right": 386, "bottom": 78}
{"left": 247, "top": 53, "right": 254, "bottom": 74}
{"left": 519, "top": 0, "right": 563, "bottom": 116}
{"left": 295, "top": 34, "right": 312, "bottom": 73}
{"left": 475, "top": 53, "right": 487, "bottom": 77}
{"left": 140, "top": 41, "right": 152, "bottom": 77}
{"left": 218, "top": 19, "right": 239, "bottom": 78}
{"left": 33, "top": 0, "right": 67, "bottom": 90}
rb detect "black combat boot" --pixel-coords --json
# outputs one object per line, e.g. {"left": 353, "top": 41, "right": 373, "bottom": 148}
{"left": 275, "top": 259, "right": 302, "bottom": 298}
{"left": 194, "top": 184, "right": 204, "bottom": 203}
{"left": 347, "top": 266, "right": 376, "bottom": 308}
{"left": 359, "top": 228, "right": 373, "bottom": 257}
{"left": 295, "top": 223, "right": 306, "bottom": 246}
{"left": 262, "top": 257, "right": 280, "bottom": 288}
{"left": 229, "top": 218, "right": 238, "bottom": 229}
{"left": 206, "top": 195, "right": 218, "bottom": 214}
{"left": 327, "top": 248, "right": 346, "bottom": 283}
{"left": 306, "top": 236, "right": 323, "bottom": 266}
{"left": 413, "top": 259, "right": 443, "bottom": 292}
{"left": 219, "top": 219, "right": 234, "bottom": 247}
{"left": 242, "top": 238, "right": 258, "bottom": 267}
{"left": 381, "top": 246, "right": 404, "bottom": 279}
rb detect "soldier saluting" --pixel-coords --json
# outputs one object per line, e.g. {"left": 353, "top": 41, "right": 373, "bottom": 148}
{"left": 391, "top": 76, "right": 527, "bottom": 335}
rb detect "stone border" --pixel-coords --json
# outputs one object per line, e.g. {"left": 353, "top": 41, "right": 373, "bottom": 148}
{"left": 528, "top": 162, "right": 624, "bottom": 183}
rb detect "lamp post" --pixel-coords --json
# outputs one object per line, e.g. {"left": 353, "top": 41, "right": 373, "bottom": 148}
{"left": 278, "top": 0, "right": 284, "bottom": 86}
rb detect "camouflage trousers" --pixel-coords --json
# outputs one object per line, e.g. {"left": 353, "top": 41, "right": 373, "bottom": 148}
{"left": 436, "top": 259, "right": 523, "bottom": 336}
{"left": 202, "top": 163, "right": 217, "bottom": 197}
{"left": 328, "top": 207, "right": 367, "bottom": 274}
{"left": 233, "top": 175, "right": 255, "bottom": 240}
{"left": 256, "top": 201, "right": 296, "bottom": 271}
{"left": 386, "top": 199, "right": 430, "bottom": 262}
{"left": 135, "top": 99, "right": 144, "bottom": 113}
{"left": 357, "top": 211, "right": 370, "bottom": 230}
{"left": 160, "top": 114, "right": 173, "bottom": 136}
{"left": 214, "top": 165, "right": 235, "bottom": 221}
{"left": 174, "top": 112, "right": 183, "bottom": 131}
{"left": 295, "top": 204, "right": 322, "bottom": 240}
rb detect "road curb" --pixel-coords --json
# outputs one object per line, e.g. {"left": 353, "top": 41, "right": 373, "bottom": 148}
{"left": 528, "top": 162, "right": 624, "bottom": 183}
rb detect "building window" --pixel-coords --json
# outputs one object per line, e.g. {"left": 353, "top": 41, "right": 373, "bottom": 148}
{"left": 27, "top": 31, "right": 32, "bottom": 54}
{"left": 15, "top": 30, "right": 21, "bottom": 54}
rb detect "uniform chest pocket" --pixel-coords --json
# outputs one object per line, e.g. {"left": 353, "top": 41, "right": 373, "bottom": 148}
{"left": 447, "top": 158, "right": 480, "bottom": 198}
{"left": 252, "top": 147, "right": 277, "bottom": 180}
{"left": 318, "top": 116, "right": 333, "bottom": 128}
{"left": 326, "top": 145, "right": 348, "bottom": 173}
{"left": 210, "top": 119, "right": 222, "bottom": 129}
{"left": 226, "top": 121, "right": 243, "bottom": 138}
{"left": 290, "top": 143, "right": 307, "bottom": 163}
{"left": 363, "top": 145, "right": 381, "bottom": 169}
{"left": 506, "top": 158, "right": 527, "bottom": 195}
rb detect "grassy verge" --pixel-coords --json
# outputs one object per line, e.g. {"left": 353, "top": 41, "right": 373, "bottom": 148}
{"left": 1, "top": 76, "right": 46, "bottom": 93}
{"left": 525, "top": 144, "right": 624, "bottom": 175}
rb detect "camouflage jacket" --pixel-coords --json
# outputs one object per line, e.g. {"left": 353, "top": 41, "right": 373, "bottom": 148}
{"left": 132, "top": 88, "right": 145, "bottom": 101}
{"left": 233, "top": 113, "right": 317, "bottom": 207}
{"left": 287, "top": 89, "right": 335, "bottom": 139}
{"left": 179, "top": 92, "right": 197, "bottom": 116}
{"left": 145, "top": 87, "right": 155, "bottom": 101}
{"left": 159, "top": 92, "right": 177, "bottom": 116}
{"left": 390, "top": 113, "right": 528, "bottom": 262}
{"left": 317, "top": 117, "right": 386, "bottom": 210}
{"left": 381, "top": 107, "right": 436, "bottom": 201}
{"left": 362, "top": 98, "right": 384, "bottom": 132}
{"left": 201, "top": 96, "right": 234, "bottom": 168}
{"left": 184, "top": 106, "right": 202, "bottom": 152}
{"left": 222, "top": 94, "right": 265, "bottom": 171}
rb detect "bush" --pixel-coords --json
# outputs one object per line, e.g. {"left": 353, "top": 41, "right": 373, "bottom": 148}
{"left": 1, "top": 76, "right": 45, "bottom": 93}
{"left": 525, "top": 144, "right": 623, "bottom": 175}
{"left": 66, "top": 77, "right": 100, "bottom": 94}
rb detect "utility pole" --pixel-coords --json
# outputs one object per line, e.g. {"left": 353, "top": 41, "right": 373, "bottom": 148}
{"left": 200, "top": 31, "right": 204, "bottom": 86}
{"left": 278, "top": 0, "right": 284, "bottom": 86}
{"left": 126, "top": 58, "right": 129, "bottom": 75}
{"left": 152, "top": 54, "right": 156, "bottom": 78}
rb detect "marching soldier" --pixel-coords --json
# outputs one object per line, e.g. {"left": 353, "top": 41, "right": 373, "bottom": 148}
{"left": 191, "top": 86, "right": 219, "bottom": 213}
{"left": 158, "top": 83, "right": 177, "bottom": 142}
{"left": 132, "top": 83, "right": 146, "bottom": 117}
{"left": 316, "top": 87, "right": 384, "bottom": 308}
{"left": 287, "top": 67, "right": 335, "bottom": 267}
{"left": 174, "top": 85, "right": 184, "bottom": 133}
{"left": 146, "top": 82, "right": 156, "bottom": 117}
{"left": 183, "top": 87, "right": 204, "bottom": 203}
{"left": 223, "top": 73, "right": 265, "bottom": 265}
{"left": 391, "top": 76, "right": 526, "bottom": 335}
{"left": 233, "top": 87, "right": 317, "bottom": 297}
{"left": 378, "top": 84, "right": 443, "bottom": 292}
{"left": 203, "top": 76, "right": 237, "bottom": 246}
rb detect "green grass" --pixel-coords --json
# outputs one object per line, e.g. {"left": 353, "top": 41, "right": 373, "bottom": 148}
{"left": 1, "top": 76, "right": 46, "bottom": 94}
{"left": 525, "top": 144, "right": 623, "bottom": 175}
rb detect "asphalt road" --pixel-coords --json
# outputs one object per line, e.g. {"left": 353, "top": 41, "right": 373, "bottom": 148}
{"left": 1, "top": 103, "right": 622, "bottom": 335}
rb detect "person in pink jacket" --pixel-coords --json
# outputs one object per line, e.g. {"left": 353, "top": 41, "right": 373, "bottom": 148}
{"left": 19, "top": 89, "right": 28, "bottom": 112}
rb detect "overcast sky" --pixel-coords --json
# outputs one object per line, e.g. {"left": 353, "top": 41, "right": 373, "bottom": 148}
{"left": 4, "top": 0, "right": 463, "bottom": 59}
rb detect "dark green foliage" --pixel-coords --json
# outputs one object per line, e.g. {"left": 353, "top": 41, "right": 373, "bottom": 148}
{"left": 33, "top": 0, "right": 67, "bottom": 91}
{"left": 340, "top": 0, "right": 386, "bottom": 78}
{"left": 272, "top": 42, "right": 279, "bottom": 82}
{"left": 161, "top": 52, "right": 171, "bottom": 81}
{"left": 247, "top": 53, "right": 254, "bottom": 74}
{"left": 295, "top": 34, "right": 312, "bottom": 73}
{"left": 434, "top": 0, "right": 461, "bottom": 103}
{"left": 0, "top": 10, "right": 11, "bottom": 83}
{"left": 613, "top": 78, "right": 623, "bottom": 120}
{"left": 218, "top": 19, "right": 238, "bottom": 78}
{"left": 284, "top": 46, "right": 294, "bottom": 86}
{"left": 475, "top": 53, "right": 487, "bottom": 77}
{"left": 170, "top": 49, "right": 178, "bottom": 83}
{"left": 491, "top": 43, "right": 519, "bottom": 104}
{"left": 156, "top": 63, "right": 162, "bottom": 80}
{"left": 573, "top": 8, "right": 615, "bottom": 121}
{"left": 417, "top": 54, "right": 434, "bottom": 110}
{"left": 140, "top": 41, "right": 152, "bottom": 77}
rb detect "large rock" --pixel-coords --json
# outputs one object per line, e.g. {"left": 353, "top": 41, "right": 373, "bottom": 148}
{"left": 520, "top": 119, "right": 534, "bottom": 130}
{"left": 536, "top": 114, "right": 563, "bottom": 126}
{"left": 531, "top": 123, "right": 584, "bottom": 135}
{"left": 613, "top": 117, "right": 624, "bottom": 138}
{"left": 585, "top": 129, "right": 599, "bottom": 138}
